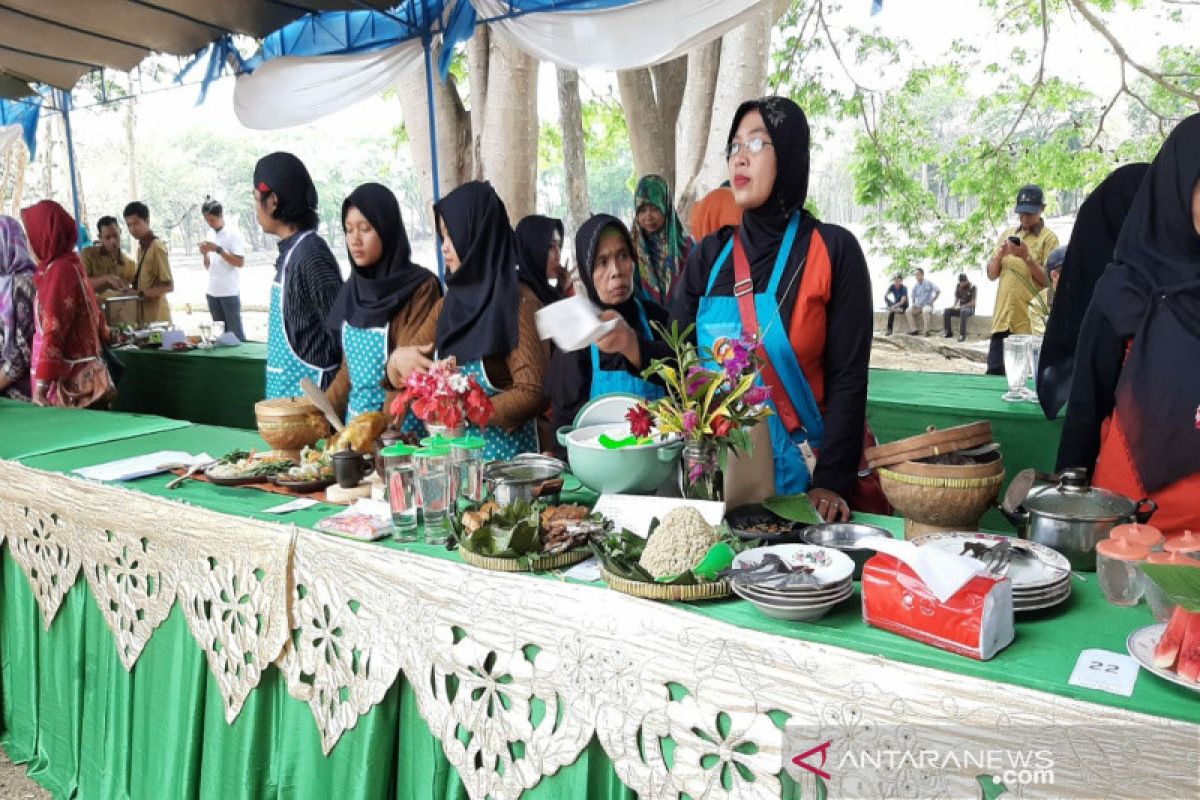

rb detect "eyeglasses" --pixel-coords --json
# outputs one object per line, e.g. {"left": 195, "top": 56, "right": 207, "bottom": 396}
{"left": 725, "top": 137, "right": 774, "bottom": 160}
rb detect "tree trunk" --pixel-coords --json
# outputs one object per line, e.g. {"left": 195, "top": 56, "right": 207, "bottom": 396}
{"left": 674, "top": 39, "right": 722, "bottom": 220}
{"left": 617, "top": 68, "right": 673, "bottom": 186}
{"left": 466, "top": 27, "right": 490, "bottom": 181}
{"left": 479, "top": 31, "right": 539, "bottom": 222}
{"left": 125, "top": 101, "right": 138, "bottom": 200}
{"left": 556, "top": 67, "right": 590, "bottom": 235}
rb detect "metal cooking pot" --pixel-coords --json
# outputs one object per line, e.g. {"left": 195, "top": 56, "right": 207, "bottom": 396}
{"left": 483, "top": 454, "right": 566, "bottom": 507}
{"left": 1001, "top": 468, "right": 1156, "bottom": 571}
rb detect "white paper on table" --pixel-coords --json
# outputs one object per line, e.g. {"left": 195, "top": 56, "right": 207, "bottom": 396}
{"left": 535, "top": 295, "right": 620, "bottom": 352}
{"left": 159, "top": 329, "right": 188, "bottom": 349}
{"left": 1068, "top": 649, "right": 1140, "bottom": 697}
{"left": 262, "top": 498, "right": 319, "bottom": 514}
{"left": 857, "top": 536, "right": 987, "bottom": 603}
{"left": 215, "top": 332, "right": 241, "bottom": 347}
{"left": 73, "top": 451, "right": 215, "bottom": 482}
{"left": 592, "top": 494, "right": 726, "bottom": 539}
{"left": 561, "top": 556, "right": 602, "bottom": 582}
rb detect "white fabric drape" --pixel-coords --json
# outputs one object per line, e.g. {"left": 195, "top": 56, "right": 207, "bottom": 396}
{"left": 0, "top": 125, "right": 21, "bottom": 153}
{"left": 471, "top": 0, "right": 774, "bottom": 70}
{"left": 233, "top": 41, "right": 425, "bottom": 129}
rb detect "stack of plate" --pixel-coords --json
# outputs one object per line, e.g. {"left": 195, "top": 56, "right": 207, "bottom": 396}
{"left": 728, "top": 544, "right": 856, "bottom": 621}
{"left": 911, "top": 532, "right": 1073, "bottom": 613}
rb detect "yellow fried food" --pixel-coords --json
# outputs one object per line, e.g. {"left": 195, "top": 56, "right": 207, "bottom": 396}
{"left": 329, "top": 411, "right": 389, "bottom": 452}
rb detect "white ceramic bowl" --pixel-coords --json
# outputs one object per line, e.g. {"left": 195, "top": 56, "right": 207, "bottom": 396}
{"left": 732, "top": 544, "right": 855, "bottom": 587}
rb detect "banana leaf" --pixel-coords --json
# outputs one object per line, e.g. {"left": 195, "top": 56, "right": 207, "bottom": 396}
{"left": 763, "top": 493, "right": 822, "bottom": 525}
{"left": 458, "top": 501, "right": 543, "bottom": 558}
{"left": 1140, "top": 563, "right": 1200, "bottom": 612}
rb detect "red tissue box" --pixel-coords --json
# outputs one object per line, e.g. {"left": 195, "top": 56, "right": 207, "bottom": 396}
{"left": 861, "top": 552, "right": 1014, "bottom": 661}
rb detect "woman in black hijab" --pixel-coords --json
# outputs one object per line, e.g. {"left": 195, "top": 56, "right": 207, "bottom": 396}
{"left": 324, "top": 183, "right": 441, "bottom": 422}
{"left": 1058, "top": 115, "right": 1200, "bottom": 540}
{"left": 670, "top": 97, "right": 874, "bottom": 522}
{"left": 386, "top": 181, "right": 549, "bottom": 460}
{"left": 515, "top": 215, "right": 570, "bottom": 304}
{"left": 546, "top": 215, "right": 671, "bottom": 447}
{"left": 1037, "top": 162, "right": 1149, "bottom": 419}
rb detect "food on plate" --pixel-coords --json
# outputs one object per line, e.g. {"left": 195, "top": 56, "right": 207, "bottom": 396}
{"left": 329, "top": 411, "right": 389, "bottom": 454}
{"left": 457, "top": 500, "right": 609, "bottom": 560}
{"left": 462, "top": 501, "right": 501, "bottom": 533}
{"left": 280, "top": 446, "right": 334, "bottom": 482}
{"left": 721, "top": 552, "right": 829, "bottom": 589}
{"left": 206, "top": 449, "right": 295, "bottom": 480}
{"left": 1155, "top": 606, "right": 1200, "bottom": 682}
{"left": 638, "top": 507, "right": 720, "bottom": 579}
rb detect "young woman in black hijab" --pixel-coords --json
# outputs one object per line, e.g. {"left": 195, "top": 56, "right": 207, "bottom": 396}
{"left": 1058, "top": 114, "right": 1200, "bottom": 540}
{"left": 1037, "top": 162, "right": 1149, "bottom": 419}
{"left": 386, "top": 181, "right": 549, "bottom": 460}
{"left": 546, "top": 215, "right": 671, "bottom": 448}
{"left": 514, "top": 215, "right": 571, "bottom": 304}
{"left": 670, "top": 97, "right": 873, "bottom": 522}
{"left": 324, "top": 183, "right": 441, "bottom": 422}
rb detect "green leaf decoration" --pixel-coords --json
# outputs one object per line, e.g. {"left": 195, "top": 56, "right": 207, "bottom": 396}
{"left": 763, "top": 494, "right": 822, "bottom": 525}
{"left": 1139, "top": 563, "right": 1200, "bottom": 612}
{"left": 458, "top": 501, "right": 544, "bottom": 558}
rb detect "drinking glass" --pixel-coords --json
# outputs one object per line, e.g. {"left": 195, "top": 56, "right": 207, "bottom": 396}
{"left": 1002, "top": 335, "right": 1030, "bottom": 403}
{"left": 1024, "top": 337, "right": 1043, "bottom": 402}
{"left": 387, "top": 464, "right": 419, "bottom": 541}
{"left": 419, "top": 469, "right": 451, "bottom": 544}
{"left": 198, "top": 321, "right": 212, "bottom": 346}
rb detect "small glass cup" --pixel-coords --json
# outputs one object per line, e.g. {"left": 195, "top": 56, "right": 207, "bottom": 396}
{"left": 1002, "top": 335, "right": 1030, "bottom": 403}
{"left": 198, "top": 321, "right": 213, "bottom": 346}
{"left": 1096, "top": 537, "right": 1150, "bottom": 606}
{"left": 1024, "top": 337, "right": 1042, "bottom": 402}
{"left": 451, "top": 436, "right": 487, "bottom": 505}
{"left": 387, "top": 463, "right": 419, "bottom": 541}
{"left": 415, "top": 447, "right": 451, "bottom": 544}
{"left": 1141, "top": 552, "right": 1191, "bottom": 622}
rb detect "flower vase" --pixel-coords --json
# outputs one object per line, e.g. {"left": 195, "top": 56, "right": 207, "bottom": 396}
{"left": 680, "top": 440, "right": 724, "bottom": 501}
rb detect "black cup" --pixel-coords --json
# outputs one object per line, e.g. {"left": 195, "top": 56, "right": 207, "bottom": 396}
{"left": 332, "top": 448, "right": 374, "bottom": 489}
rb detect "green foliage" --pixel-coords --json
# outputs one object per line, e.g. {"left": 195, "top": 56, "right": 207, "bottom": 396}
{"left": 537, "top": 95, "right": 635, "bottom": 221}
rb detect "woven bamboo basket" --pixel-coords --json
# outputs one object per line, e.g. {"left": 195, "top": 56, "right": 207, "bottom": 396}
{"left": 879, "top": 461, "right": 1005, "bottom": 539}
{"left": 600, "top": 567, "right": 731, "bottom": 602}
{"left": 459, "top": 547, "right": 590, "bottom": 573}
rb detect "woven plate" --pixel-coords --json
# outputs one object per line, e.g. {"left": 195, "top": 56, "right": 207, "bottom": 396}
{"left": 600, "top": 567, "right": 731, "bottom": 602}
{"left": 459, "top": 547, "right": 590, "bottom": 573}
{"left": 865, "top": 422, "right": 993, "bottom": 470}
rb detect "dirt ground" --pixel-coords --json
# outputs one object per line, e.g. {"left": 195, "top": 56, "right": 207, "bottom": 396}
{"left": 0, "top": 749, "right": 49, "bottom": 799}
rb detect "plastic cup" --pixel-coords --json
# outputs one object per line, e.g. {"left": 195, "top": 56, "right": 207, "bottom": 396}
{"left": 387, "top": 463, "right": 419, "bottom": 541}
{"left": 1096, "top": 537, "right": 1150, "bottom": 606}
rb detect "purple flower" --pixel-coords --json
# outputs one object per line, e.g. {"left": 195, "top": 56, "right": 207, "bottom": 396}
{"left": 682, "top": 410, "right": 700, "bottom": 436}
{"left": 745, "top": 385, "right": 772, "bottom": 406}
{"left": 688, "top": 461, "right": 707, "bottom": 482}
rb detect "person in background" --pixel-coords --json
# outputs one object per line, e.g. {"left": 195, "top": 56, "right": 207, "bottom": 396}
{"left": 942, "top": 273, "right": 977, "bottom": 341}
{"left": 253, "top": 152, "right": 344, "bottom": 397}
{"left": 123, "top": 201, "right": 174, "bottom": 325}
{"left": 0, "top": 215, "right": 36, "bottom": 401}
{"left": 631, "top": 174, "right": 690, "bottom": 305}
{"left": 984, "top": 184, "right": 1058, "bottom": 374}
{"left": 904, "top": 267, "right": 940, "bottom": 335}
{"left": 81, "top": 216, "right": 133, "bottom": 294}
{"left": 324, "top": 183, "right": 442, "bottom": 422}
{"left": 1058, "top": 114, "right": 1200, "bottom": 539}
{"left": 1037, "top": 163, "right": 1149, "bottom": 420}
{"left": 198, "top": 196, "right": 247, "bottom": 342}
{"left": 1028, "top": 246, "right": 1064, "bottom": 337}
{"left": 883, "top": 273, "right": 908, "bottom": 335}
{"left": 514, "top": 215, "right": 569, "bottom": 305}
{"left": 670, "top": 97, "right": 874, "bottom": 522}
{"left": 546, "top": 214, "right": 671, "bottom": 452}
{"left": 689, "top": 183, "right": 743, "bottom": 243}
{"left": 21, "top": 200, "right": 111, "bottom": 408}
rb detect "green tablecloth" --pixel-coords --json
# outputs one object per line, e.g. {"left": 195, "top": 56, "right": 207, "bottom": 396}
{"left": 0, "top": 398, "right": 189, "bottom": 460}
{"left": 112, "top": 341, "right": 268, "bottom": 429}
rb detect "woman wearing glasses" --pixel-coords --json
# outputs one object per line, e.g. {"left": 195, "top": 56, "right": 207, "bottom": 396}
{"left": 670, "top": 97, "right": 874, "bottom": 522}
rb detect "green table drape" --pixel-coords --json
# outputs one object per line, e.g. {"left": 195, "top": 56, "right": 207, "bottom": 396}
{"left": 112, "top": 342, "right": 268, "bottom": 429}
{"left": 0, "top": 398, "right": 190, "bottom": 460}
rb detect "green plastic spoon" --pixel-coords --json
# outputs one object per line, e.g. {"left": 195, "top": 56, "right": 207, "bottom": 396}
{"left": 598, "top": 433, "right": 652, "bottom": 450}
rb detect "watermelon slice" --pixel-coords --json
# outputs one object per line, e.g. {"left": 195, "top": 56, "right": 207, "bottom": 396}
{"left": 1155, "top": 606, "right": 1193, "bottom": 669}
{"left": 1176, "top": 610, "right": 1200, "bottom": 683}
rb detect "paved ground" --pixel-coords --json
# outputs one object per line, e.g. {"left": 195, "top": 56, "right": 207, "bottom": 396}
{"left": 0, "top": 749, "right": 49, "bottom": 799}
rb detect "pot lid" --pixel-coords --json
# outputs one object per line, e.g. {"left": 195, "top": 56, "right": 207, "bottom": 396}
{"left": 1096, "top": 537, "right": 1149, "bottom": 562}
{"left": 864, "top": 421, "right": 993, "bottom": 470}
{"left": 1023, "top": 469, "right": 1136, "bottom": 520}
{"left": 573, "top": 392, "right": 640, "bottom": 429}
{"left": 255, "top": 397, "right": 318, "bottom": 418}
{"left": 1165, "top": 530, "right": 1200, "bottom": 554}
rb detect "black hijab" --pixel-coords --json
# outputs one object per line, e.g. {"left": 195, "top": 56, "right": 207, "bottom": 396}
{"left": 253, "top": 152, "right": 318, "bottom": 222}
{"left": 1088, "top": 114, "right": 1200, "bottom": 492}
{"left": 434, "top": 181, "right": 521, "bottom": 362}
{"left": 514, "top": 215, "right": 564, "bottom": 306}
{"left": 326, "top": 183, "right": 438, "bottom": 331}
{"left": 1038, "top": 163, "right": 1149, "bottom": 419}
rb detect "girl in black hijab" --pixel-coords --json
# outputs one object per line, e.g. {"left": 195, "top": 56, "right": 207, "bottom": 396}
{"left": 386, "top": 181, "right": 548, "bottom": 459}
{"left": 1038, "top": 162, "right": 1149, "bottom": 419}
{"left": 515, "top": 215, "right": 569, "bottom": 305}
{"left": 324, "top": 183, "right": 441, "bottom": 421}
{"left": 546, "top": 215, "right": 671, "bottom": 446}
{"left": 670, "top": 97, "right": 874, "bottom": 521}
{"left": 1058, "top": 114, "right": 1200, "bottom": 540}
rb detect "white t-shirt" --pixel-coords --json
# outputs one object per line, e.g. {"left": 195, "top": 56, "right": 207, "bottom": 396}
{"left": 205, "top": 224, "right": 246, "bottom": 297}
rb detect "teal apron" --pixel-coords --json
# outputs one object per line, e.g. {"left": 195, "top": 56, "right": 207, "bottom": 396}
{"left": 588, "top": 297, "right": 667, "bottom": 401}
{"left": 265, "top": 231, "right": 335, "bottom": 398}
{"left": 695, "top": 213, "right": 825, "bottom": 493}
{"left": 341, "top": 322, "right": 388, "bottom": 421}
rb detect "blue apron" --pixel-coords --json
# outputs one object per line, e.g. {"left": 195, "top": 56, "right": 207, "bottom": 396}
{"left": 695, "top": 213, "right": 825, "bottom": 493}
{"left": 265, "top": 231, "right": 335, "bottom": 399}
{"left": 588, "top": 298, "right": 667, "bottom": 401}
{"left": 342, "top": 322, "right": 388, "bottom": 421}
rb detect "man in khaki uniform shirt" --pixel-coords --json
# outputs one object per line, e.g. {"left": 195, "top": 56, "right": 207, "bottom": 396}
{"left": 82, "top": 216, "right": 139, "bottom": 327}
{"left": 123, "top": 201, "right": 174, "bottom": 325}
{"left": 984, "top": 184, "right": 1058, "bottom": 374}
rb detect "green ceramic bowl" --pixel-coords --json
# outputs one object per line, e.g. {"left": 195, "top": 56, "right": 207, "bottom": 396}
{"left": 557, "top": 423, "right": 683, "bottom": 495}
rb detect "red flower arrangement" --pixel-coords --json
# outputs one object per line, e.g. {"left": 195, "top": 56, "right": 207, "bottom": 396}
{"left": 389, "top": 359, "right": 494, "bottom": 430}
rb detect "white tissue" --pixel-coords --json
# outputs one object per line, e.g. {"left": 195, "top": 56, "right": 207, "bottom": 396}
{"left": 857, "top": 536, "right": 988, "bottom": 603}
{"left": 535, "top": 295, "right": 620, "bottom": 352}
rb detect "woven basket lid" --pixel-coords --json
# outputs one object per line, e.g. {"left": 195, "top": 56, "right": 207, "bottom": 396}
{"left": 255, "top": 396, "right": 319, "bottom": 419}
{"left": 864, "top": 421, "right": 993, "bottom": 470}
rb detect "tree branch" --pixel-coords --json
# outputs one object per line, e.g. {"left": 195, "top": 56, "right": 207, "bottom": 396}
{"left": 989, "top": 0, "right": 1049, "bottom": 155}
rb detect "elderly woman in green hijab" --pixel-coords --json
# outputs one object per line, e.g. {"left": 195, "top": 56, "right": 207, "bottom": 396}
{"left": 631, "top": 174, "right": 690, "bottom": 304}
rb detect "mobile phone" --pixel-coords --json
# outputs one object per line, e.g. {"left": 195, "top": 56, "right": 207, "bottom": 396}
{"left": 1007, "top": 236, "right": 1022, "bottom": 246}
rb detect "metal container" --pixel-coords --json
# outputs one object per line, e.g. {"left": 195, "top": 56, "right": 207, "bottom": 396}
{"left": 801, "top": 523, "right": 892, "bottom": 580}
{"left": 1002, "top": 469, "right": 1156, "bottom": 571}
{"left": 483, "top": 454, "right": 566, "bottom": 507}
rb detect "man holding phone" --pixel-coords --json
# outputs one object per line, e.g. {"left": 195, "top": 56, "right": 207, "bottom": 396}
{"left": 983, "top": 184, "right": 1059, "bottom": 374}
